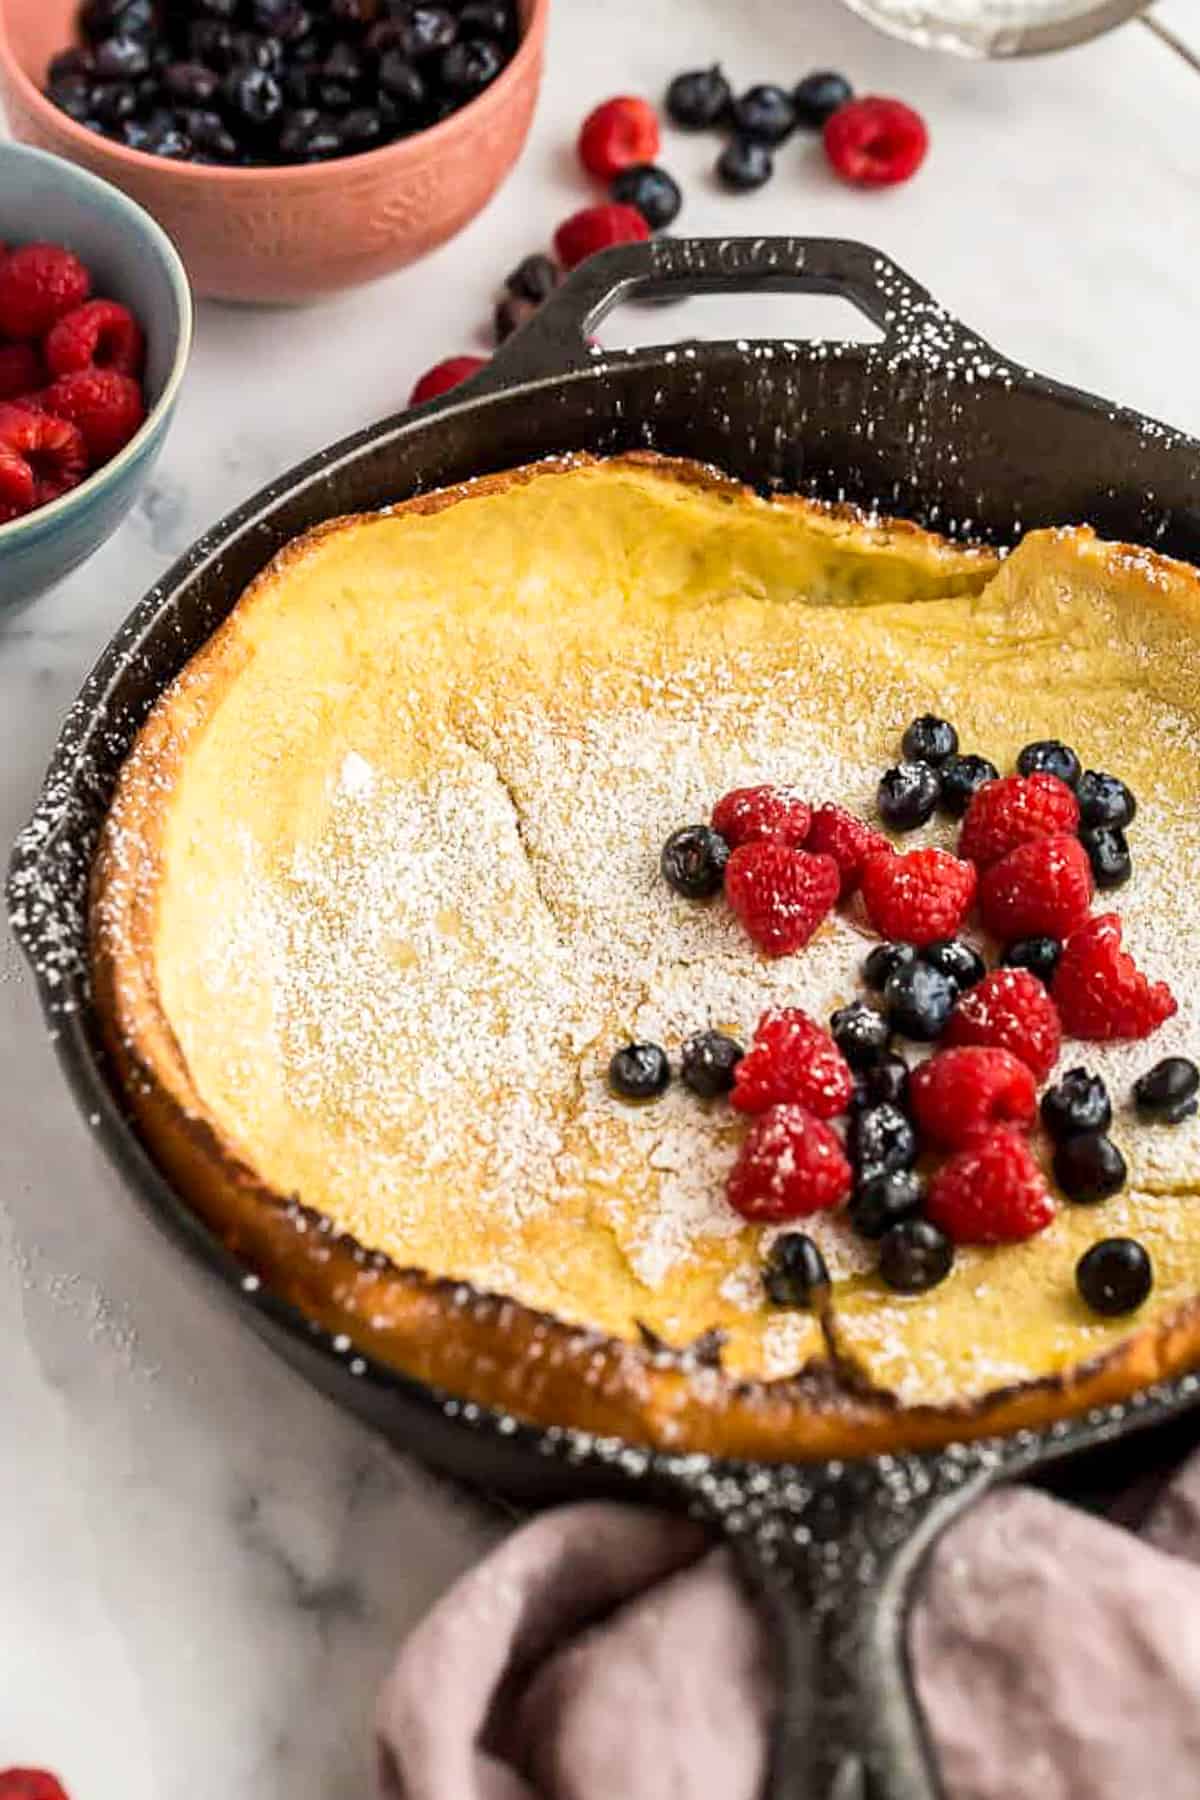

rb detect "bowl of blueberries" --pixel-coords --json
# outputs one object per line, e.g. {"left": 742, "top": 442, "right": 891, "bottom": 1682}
{"left": 0, "top": 0, "right": 548, "bottom": 304}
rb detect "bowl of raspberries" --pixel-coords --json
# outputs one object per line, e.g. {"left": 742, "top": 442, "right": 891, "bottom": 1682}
{"left": 0, "top": 141, "right": 191, "bottom": 612}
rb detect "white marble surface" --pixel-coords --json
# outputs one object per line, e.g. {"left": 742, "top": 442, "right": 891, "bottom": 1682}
{"left": 3, "top": 1, "right": 1200, "bottom": 1792}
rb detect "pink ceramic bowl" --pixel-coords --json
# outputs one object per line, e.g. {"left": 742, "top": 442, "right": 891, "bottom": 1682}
{"left": 0, "top": 0, "right": 547, "bottom": 304}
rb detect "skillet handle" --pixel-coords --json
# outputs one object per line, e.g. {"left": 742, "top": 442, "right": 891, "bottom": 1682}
{"left": 472, "top": 235, "right": 981, "bottom": 391}
{"left": 661, "top": 1450, "right": 996, "bottom": 1800}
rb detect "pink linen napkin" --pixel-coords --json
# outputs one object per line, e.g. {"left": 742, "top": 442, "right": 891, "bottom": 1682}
{"left": 378, "top": 1442, "right": 1200, "bottom": 1800}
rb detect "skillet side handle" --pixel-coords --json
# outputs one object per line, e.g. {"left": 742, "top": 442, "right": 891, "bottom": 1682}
{"left": 671, "top": 1452, "right": 996, "bottom": 1800}
{"left": 471, "top": 235, "right": 986, "bottom": 392}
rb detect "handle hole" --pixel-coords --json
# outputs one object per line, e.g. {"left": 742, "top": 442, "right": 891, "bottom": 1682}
{"left": 595, "top": 288, "right": 885, "bottom": 352}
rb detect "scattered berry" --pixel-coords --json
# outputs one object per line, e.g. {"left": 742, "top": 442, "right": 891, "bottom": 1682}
{"left": 1133, "top": 1057, "right": 1199, "bottom": 1125}
{"left": 1077, "top": 770, "right": 1137, "bottom": 831}
{"left": 1002, "top": 936, "right": 1063, "bottom": 984}
{"left": 409, "top": 355, "right": 487, "bottom": 405}
{"left": 864, "top": 940, "right": 917, "bottom": 990}
{"left": 927, "top": 1128, "right": 1055, "bottom": 1244}
{"left": 0, "top": 242, "right": 90, "bottom": 340}
{"left": 849, "top": 1100, "right": 917, "bottom": 1178}
{"left": 978, "top": 833, "right": 1093, "bottom": 943}
{"left": 1053, "top": 913, "right": 1177, "bottom": 1041}
{"left": 959, "top": 772, "right": 1080, "bottom": 867}
{"left": 762, "top": 1231, "right": 830, "bottom": 1306}
{"left": 665, "top": 64, "right": 731, "bottom": 129}
{"left": 877, "top": 760, "right": 940, "bottom": 830}
{"left": 1040, "top": 1068, "right": 1112, "bottom": 1140}
{"left": 823, "top": 96, "right": 929, "bottom": 187}
{"left": 879, "top": 1218, "right": 954, "bottom": 1292}
{"left": 901, "top": 714, "right": 958, "bottom": 766}
{"left": 884, "top": 960, "right": 958, "bottom": 1042}
{"left": 860, "top": 847, "right": 977, "bottom": 947}
{"left": 726, "top": 1104, "right": 852, "bottom": 1222}
{"left": 610, "top": 163, "right": 682, "bottom": 230}
{"left": 1017, "top": 739, "right": 1081, "bottom": 789}
{"left": 578, "top": 96, "right": 660, "bottom": 180}
{"left": 0, "top": 1775, "right": 70, "bottom": 1800}
{"left": 830, "top": 1000, "right": 892, "bottom": 1069}
{"left": 44, "top": 298, "right": 145, "bottom": 378}
{"left": 608, "top": 1041, "right": 670, "bottom": 1101}
{"left": 712, "top": 784, "right": 811, "bottom": 850}
{"left": 680, "top": 1029, "right": 744, "bottom": 1100}
{"left": 793, "top": 69, "right": 853, "bottom": 129}
{"left": 660, "top": 824, "right": 729, "bottom": 899}
{"left": 0, "top": 403, "right": 87, "bottom": 505}
{"left": 1054, "top": 1132, "right": 1127, "bottom": 1203}
{"left": 505, "top": 254, "right": 560, "bottom": 303}
{"left": 1076, "top": 1237, "right": 1153, "bottom": 1315}
{"left": 945, "top": 967, "right": 1062, "bottom": 1081}
{"left": 0, "top": 342, "right": 43, "bottom": 402}
{"left": 730, "top": 83, "right": 796, "bottom": 144}
{"left": 40, "top": 369, "right": 146, "bottom": 464}
{"left": 0, "top": 445, "right": 35, "bottom": 523}
{"left": 910, "top": 1046, "right": 1037, "bottom": 1150}
{"left": 806, "top": 803, "right": 893, "bottom": 899}
{"left": 725, "top": 842, "right": 840, "bottom": 957}
{"left": 938, "top": 752, "right": 998, "bottom": 817}
{"left": 921, "top": 938, "right": 986, "bottom": 991}
{"left": 716, "top": 137, "right": 773, "bottom": 191}
{"left": 850, "top": 1167, "right": 924, "bottom": 1239}
{"left": 1079, "top": 824, "right": 1132, "bottom": 890}
{"left": 852, "top": 1054, "right": 910, "bottom": 1111}
{"left": 554, "top": 203, "right": 650, "bottom": 270}
{"left": 731, "top": 1007, "right": 853, "bottom": 1118}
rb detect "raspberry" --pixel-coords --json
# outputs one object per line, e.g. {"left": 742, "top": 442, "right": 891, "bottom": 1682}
{"left": 958, "top": 773, "right": 1080, "bottom": 868}
{"left": 0, "top": 343, "right": 43, "bottom": 403}
{"left": 726, "top": 1104, "right": 852, "bottom": 1222}
{"left": 0, "top": 445, "right": 35, "bottom": 522}
{"left": 926, "top": 1129, "right": 1055, "bottom": 1245}
{"left": 0, "top": 243, "right": 90, "bottom": 340}
{"left": 945, "top": 967, "right": 1062, "bottom": 1081}
{"left": 40, "top": 371, "right": 145, "bottom": 465}
{"left": 823, "top": 96, "right": 929, "bottom": 187}
{"left": 724, "top": 842, "right": 839, "bottom": 957}
{"left": 408, "top": 355, "right": 488, "bottom": 405}
{"left": 554, "top": 204, "right": 650, "bottom": 271}
{"left": 806, "top": 803, "right": 894, "bottom": 899}
{"left": 712, "top": 784, "right": 811, "bottom": 849}
{"left": 0, "top": 1775, "right": 71, "bottom": 1800}
{"left": 909, "top": 1046, "right": 1037, "bottom": 1150}
{"left": 578, "top": 96, "right": 660, "bottom": 180}
{"left": 1053, "top": 912, "right": 1178, "bottom": 1042}
{"left": 0, "top": 403, "right": 87, "bottom": 505}
{"left": 731, "top": 1007, "right": 853, "bottom": 1118}
{"left": 978, "top": 834, "right": 1094, "bottom": 942}
{"left": 44, "top": 298, "right": 145, "bottom": 378}
{"left": 859, "top": 847, "right": 977, "bottom": 947}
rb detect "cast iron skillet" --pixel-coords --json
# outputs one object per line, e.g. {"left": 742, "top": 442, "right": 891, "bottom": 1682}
{"left": 10, "top": 237, "right": 1200, "bottom": 1800}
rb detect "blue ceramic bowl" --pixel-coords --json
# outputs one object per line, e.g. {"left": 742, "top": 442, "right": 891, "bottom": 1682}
{"left": 0, "top": 142, "right": 192, "bottom": 615}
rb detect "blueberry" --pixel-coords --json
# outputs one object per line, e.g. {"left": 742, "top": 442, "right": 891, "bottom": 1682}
{"left": 1080, "top": 825, "right": 1131, "bottom": 890}
{"left": 879, "top": 1219, "right": 954, "bottom": 1293}
{"left": 399, "top": 5, "right": 458, "bottom": 56}
{"left": 864, "top": 941, "right": 917, "bottom": 990}
{"left": 378, "top": 52, "right": 425, "bottom": 106}
{"left": 660, "top": 825, "right": 729, "bottom": 900}
{"left": 143, "top": 121, "right": 193, "bottom": 158}
{"left": 440, "top": 36, "right": 503, "bottom": 94}
{"left": 48, "top": 47, "right": 96, "bottom": 82}
{"left": 730, "top": 83, "right": 796, "bottom": 144}
{"left": 877, "top": 761, "right": 940, "bottom": 830}
{"left": 938, "top": 753, "right": 998, "bottom": 817}
{"left": 1054, "top": 1132, "right": 1127, "bottom": 1203}
{"left": 762, "top": 1232, "right": 829, "bottom": 1307}
{"left": 1077, "top": 770, "right": 1137, "bottom": 830}
{"left": 610, "top": 163, "right": 682, "bottom": 230}
{"left": 852, "top": 1054, "right": 910, "bottom": 1112}
{"left": 884, "top": 962, "right": 957, "bottom": 1042}
{"left": 50, "top": 75, "right": 97, "bottom": 120}
{"left": 1017, "top": 739, "right": 1081, "bottom": 788}
{"left": 830, "top": 1001, "right": 892, "bottom": 1070}
{"left": 1133, "top": 1057, "right": 1199, "bottom": 1125}
{"left": 849, "top": 1168, "right": 924, "bottom": 1240}
{"left": 505, "top": 253, "right": 559, "bottom": 303}
{"left": 848, "top": 1102, "right": 917, "bottom": 1177}
{"left": 921, "top": 938, "right": 985, "bottom": 991}
{"left": 716, "top": 136, "right": 772, "bottom": 191}
{"left": 680, "top": 1030, "right": 744, "bottom": 1100}
{"left": 901, "top": 714, "right": 958, "bottom": 766}
{"left": 459, "top": 1, "right": 514, "bottom": 38}
{"left": 792, "top": 69, "right": 853, "bottom": 129}
{"left": 185, "top": 106, "right": 239, "bottom": 158}
{"left": 1002, "top": 936, "right": 1062, "bottom": 984}
{"left": 665, "top": 64, "right": 731, "bottom": 129}
{"left": 1076, "top": 1238, "right": 1152, "bottom": 1316}
{"left": 1040, "top": 1068, "right": 1112, "bottom": 1140}
{"left": 224, "top": 65, "right": 283, "bottom": 127}
{"left": 608, "top": 1042, "right": 670, "bottom": 1102}
{"left": 340, "top": 104, "right": 385, "bottom": 147}
{"left": 94, "top": 32, "right": 151, "bottom": 78}
{"left": 164, "top": 60, "right": 220, "bottom": 103}
{"left": 92, "top": 80, "right": 139, "bottom": 124}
